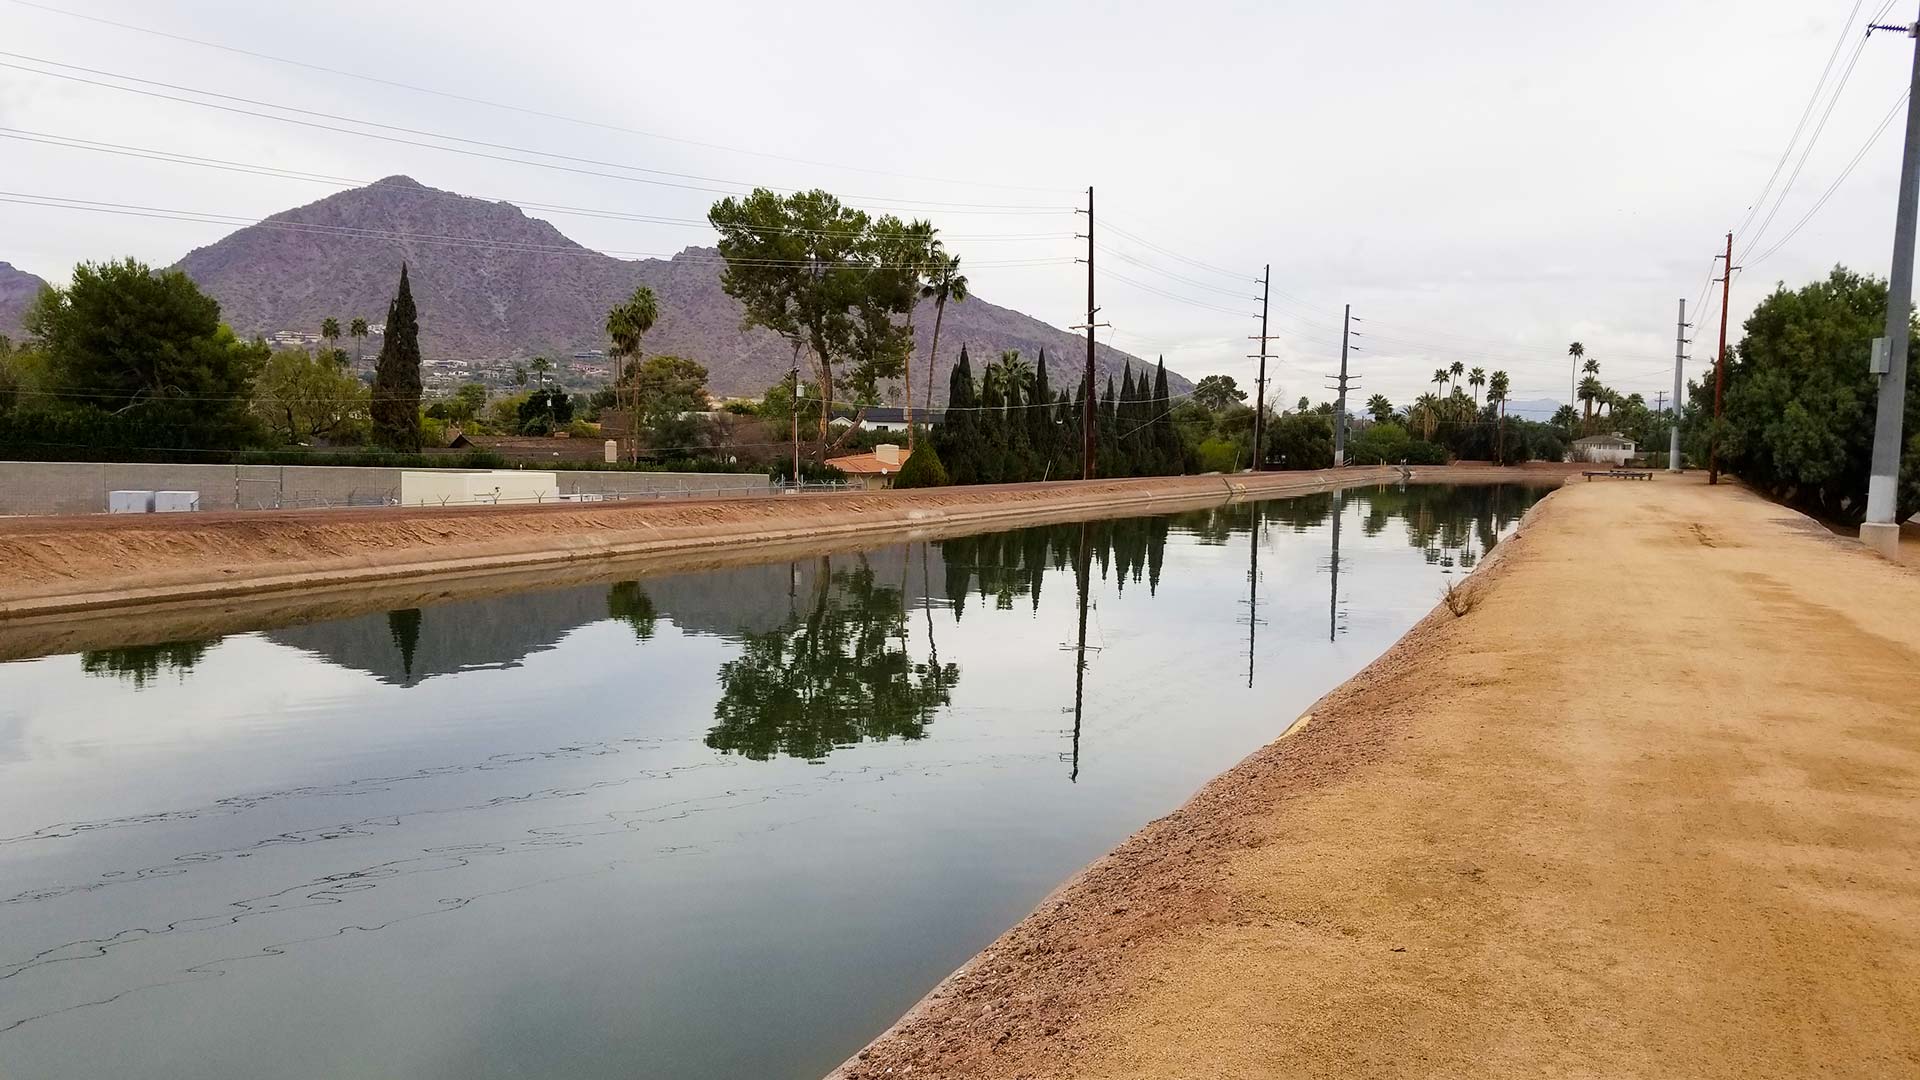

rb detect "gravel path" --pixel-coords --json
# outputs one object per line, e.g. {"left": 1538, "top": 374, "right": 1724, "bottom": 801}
{"left": 832, "top": 474, "right": 1920, "bottom": 1079}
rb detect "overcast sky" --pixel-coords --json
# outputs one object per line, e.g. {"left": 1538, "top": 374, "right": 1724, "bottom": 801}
{"left": 3, "top": 0, "right": 1915, "bottom": 409}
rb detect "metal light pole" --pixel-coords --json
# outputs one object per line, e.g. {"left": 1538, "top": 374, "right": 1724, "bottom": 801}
{"left": 1863, "top": 9, "right": 1920, "bottom": 557}
{"left": 1670, "top": 298, "right": 1687, "bottom": 472}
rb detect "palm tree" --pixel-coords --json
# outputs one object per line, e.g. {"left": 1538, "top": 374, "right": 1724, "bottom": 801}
{"left": 320, "top": 317, "right": 341, "bottom": 362}
{"left": 895, "top": 224, "right": 938, "bottom": 452}
{"left": 986, "top": 350, "right": 1034, "bottom": 401}
{"left": 1366, "top": 393, "right": 1394, "bottom": 424}
{"left": 349, "top": 317, "right": 368, "bottom": 364}
{"left": 1567, "top": 342, "right": 1585, "bottom": 431}
{"left": 607, "top": 285, "right": 660, "bottom": 462}
{"left": 1578, "top": 374, "right": 1602, "bottom": 423}
{"left": 1410, "top": 393, "right": 1442, "bottom": 440}
{"left": 1449, "top": 360, "right": 1464, "bottom": 394}
{"left": 1468, "top": 366, "right": 1486, "bottom": 407}
{"left": 920, "top": 253, "right": 969, "bottom": 419}
{"left": 1432, "top": 368, "right": 1450, "bottom": 396}
{"left": 529, "top": 356, "right": 553, "bottom": 387}
{"left": 1489, "top": 370, "right": 1511, "bottom": 461}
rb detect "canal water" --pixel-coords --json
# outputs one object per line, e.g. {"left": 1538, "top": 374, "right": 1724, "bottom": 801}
{"left": 0, "top": 483, "right": 1541, "bottom": 1079}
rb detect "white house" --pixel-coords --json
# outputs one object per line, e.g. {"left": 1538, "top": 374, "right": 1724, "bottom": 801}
{"left": 1570, "top": 432, "right": 1636, "bottom": 466}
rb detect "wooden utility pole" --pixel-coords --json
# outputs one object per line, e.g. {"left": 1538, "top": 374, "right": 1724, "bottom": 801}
{"left": 1248, "top": 265, "right": 1273, "bottom": 472}
{"left": 1071, "top": 187, "right": 1107, "bottom": 480}
{"left": 1709, "top": 232, "right": 1735, "bottom": 485}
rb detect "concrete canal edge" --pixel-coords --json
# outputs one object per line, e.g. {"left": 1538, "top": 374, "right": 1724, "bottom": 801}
{"left": 0, "top": 466, "right": 1544, "bottom": 626}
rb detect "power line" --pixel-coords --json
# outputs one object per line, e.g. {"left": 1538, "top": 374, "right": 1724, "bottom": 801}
{"left": 0, "top": 192, "right": 1076, "bottom": 269}
{"left": 1749, "top": 87, "right": 1912, "bottom": 266}
{"left": 1737, "top": 5, "right": 1889, "bottom": 263}
{"left": 0, "top": 0, "right": 1078, "bottom": 197}
{"left": 1730, "top": 0, "right": 1869, "bottom": 243}
{"left": 0, "top": 56, "right": 1076, "bottom": 215}
{"left": 0, "top": 129, "right": 1073, "bottom": 242}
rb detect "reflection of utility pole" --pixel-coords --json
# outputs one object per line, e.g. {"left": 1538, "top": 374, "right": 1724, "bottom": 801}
{"left": 1243, "top": 502, "right": 1265, "bottom": 687}
{"left": 1067, "top": 521, "right": 1093, "bottom": 782}
{"left": 1328, "top": 489, "right": 1344, "bottom": 642}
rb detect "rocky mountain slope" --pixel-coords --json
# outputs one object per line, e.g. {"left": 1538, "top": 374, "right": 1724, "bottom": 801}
{"left": 0, "top": 262, "right": 48, "bottom": 341}
{"left": 170, "top": 176, "right": 1188, "bottom": 401}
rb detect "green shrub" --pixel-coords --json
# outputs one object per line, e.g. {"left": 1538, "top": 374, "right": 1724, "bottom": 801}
{"left": 892, "top": 443, "right": 950, "bottom": 488}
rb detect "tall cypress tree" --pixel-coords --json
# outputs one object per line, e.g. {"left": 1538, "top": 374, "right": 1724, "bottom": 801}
{"left": 977, "top": 375, "right": 1009, "bottom": 483}
{"left": 371, "top": 264, "right": 423, "bottom": 451}
{"left": 1118, "top": 366, "right": 1140, "bottom": 476}
{"left": 1152, "top": 358, "right": 1178, "bottom": 475}
{"left": 1097, "top": 374, "right": 1120, "bottom": 477}
{"left": 1027, "top": 349, "right": 1054, "bottom": 477}
{"left": 1003, "top": 374, "right": 1035, "bottom": 481}
{"left": 938, "top": 346, "right": 979, "bottom": 484}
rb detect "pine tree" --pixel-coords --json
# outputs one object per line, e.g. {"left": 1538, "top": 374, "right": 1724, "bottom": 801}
{"left": 1058, "top": 385, "right": 1082, "bottom": 479}
{"left": 371, "top": 264, "right": 423, "bottom": 451}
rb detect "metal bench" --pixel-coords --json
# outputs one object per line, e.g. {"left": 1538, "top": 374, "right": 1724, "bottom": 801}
{"left": 1583, "top": 469, "right": 1653, "bottom": 481}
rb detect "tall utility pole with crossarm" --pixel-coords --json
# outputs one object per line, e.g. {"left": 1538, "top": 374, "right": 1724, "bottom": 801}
{"left": 1863, "top": 9, "right": 1920, "bottom": 557}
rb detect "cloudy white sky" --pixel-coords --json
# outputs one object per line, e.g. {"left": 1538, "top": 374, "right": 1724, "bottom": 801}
{"left": 1, "top": 0, "right": 1914, "bottom": 409}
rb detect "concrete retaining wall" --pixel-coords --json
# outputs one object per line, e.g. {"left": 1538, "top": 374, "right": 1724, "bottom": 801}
{"left": 0, "top": 461, "right": 771, "bottom": 516}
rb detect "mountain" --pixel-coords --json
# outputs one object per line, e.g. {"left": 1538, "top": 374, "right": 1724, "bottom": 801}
{"left": 1503, "top": 397, "right": 1565, "bottom": 423}
{"left": 0, "top": 262, "right": 48, "bottom": 341}
{"left": 172, "top": 176, "right": 1189, "bottom": 401}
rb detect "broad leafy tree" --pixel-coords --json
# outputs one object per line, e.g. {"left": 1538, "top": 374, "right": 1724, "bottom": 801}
{"left": 253, "top": 347, "right": 370, "bottom": 444}
{"left": 1192, "top": 373, "right": 1247, "bottom": 413}
{"left": 1711, "top": 266, "right": 1920, "bottom": 520}
{"left": 25, "top": 257, "right": 266, "bottom": 446}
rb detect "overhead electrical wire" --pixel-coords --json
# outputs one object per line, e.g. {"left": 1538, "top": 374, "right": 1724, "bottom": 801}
{"left": 0, "top": 193, "right": 1076, "bottom": 269}
{"left": 0, "top": 130, "right": 1074, "bottom": 242}
{"left": 1, "top": 0, "right": 1078, "bottom": 196}
{"left": 1729, "top": 0, "right": 1867, "bottom": 244}
{"left": 1736, "top": 1, "right": 1891, "bottom": 263}
{"left": 0, "top": 56, "right": 1076, "bottom": 215}
{"left": 1748, "top": 87, "right": 1911, "bottom": 267}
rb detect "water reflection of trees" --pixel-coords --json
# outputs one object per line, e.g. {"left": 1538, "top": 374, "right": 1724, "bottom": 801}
{"left": 705, "top": 561, "right": 960, "bottom": 762}
{"left": 938, "top": 516, "right": 1171, "bottom": 618}
{"left": 79, "top": 639, "right": 214, "bottom": 687}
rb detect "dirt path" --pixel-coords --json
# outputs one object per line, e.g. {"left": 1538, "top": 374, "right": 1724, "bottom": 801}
{"left": 833, "top": 474, "right": 1920, "bottom": 1079}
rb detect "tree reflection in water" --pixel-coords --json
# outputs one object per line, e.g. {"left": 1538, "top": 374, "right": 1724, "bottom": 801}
{"left": 79, "top": 639, "right": 215, "bottom": 688}
{"left": 706, "top": 559, "right": 960, "bottom": 762}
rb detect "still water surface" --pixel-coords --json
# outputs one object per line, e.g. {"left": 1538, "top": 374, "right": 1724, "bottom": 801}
{"left": 0, "top": 484, "right": 1540, "bottom": 1079}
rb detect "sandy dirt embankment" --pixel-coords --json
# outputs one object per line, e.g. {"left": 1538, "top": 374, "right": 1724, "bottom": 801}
{"left": 832, "top": 474, "right": 1920, "bottom": 1080}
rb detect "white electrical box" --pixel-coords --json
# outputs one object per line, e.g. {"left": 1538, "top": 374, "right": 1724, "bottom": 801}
{"left": 1870, "top": 336, "right": 1891, "bottom": 375}
{"left": 153, "top": 490, "right": 201, "bottom": 513}
{"left": 399, "top": 470, "right": 560, "bottom": 506}
{"left": 108, "top": 490, "right": 154, "bottom": 514}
